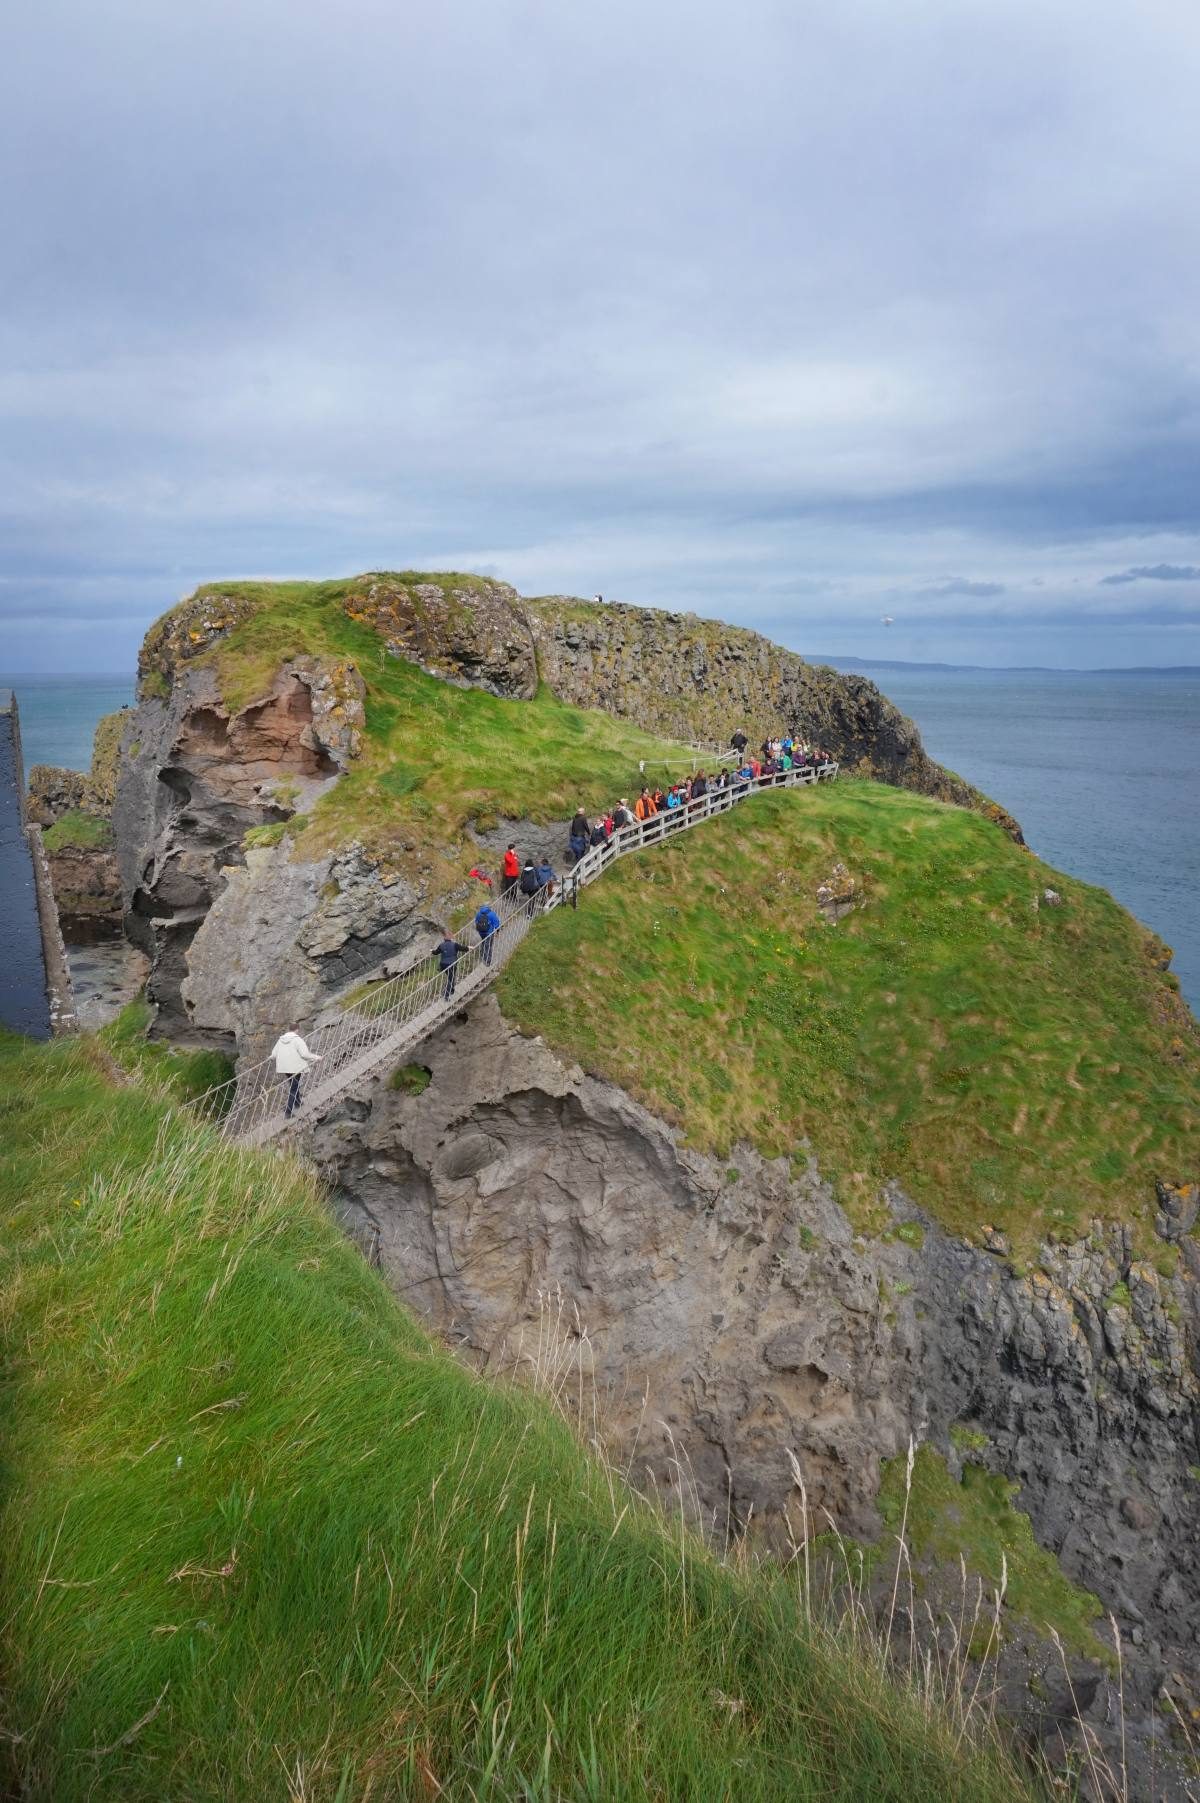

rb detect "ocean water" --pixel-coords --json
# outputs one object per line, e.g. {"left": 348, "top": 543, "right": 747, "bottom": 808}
{"left": 831, "top": 664, "right": 1200, "bottom": 1015}
{"left": 0, "top": 674, "right": 135, "bottom": 773}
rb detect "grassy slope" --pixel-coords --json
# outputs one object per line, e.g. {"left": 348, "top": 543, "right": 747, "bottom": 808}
{"left": 187, "top": 577, "right": 705, "bottom": 877}
{"left": 0, "top": 1032, "right": 1038, "bottom": 1803}
{"left": 498, "top": 780, "right": 1198, "bottom": 1255}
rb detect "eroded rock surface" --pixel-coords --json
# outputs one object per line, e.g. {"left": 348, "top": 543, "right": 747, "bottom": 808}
{"left": 183, "top": 843, "right": 436, "bottom": 1063}
{"left": 341, "top": 575, "right": 538, "bottom": 699}
{"left": 112, "top": 659, "right": 364, "bottom": 1039}
{"left": 310, "top": 994, "right": 923, "bottom": 1543}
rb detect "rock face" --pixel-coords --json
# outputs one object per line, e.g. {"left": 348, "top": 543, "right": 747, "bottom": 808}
{"left": 341, "top": 575, "right": 538, "bottom": 699}
{"left": 112, "top": 658, "right": 365, "bottom": 1040}
{"left": 922, "top": 1222, "right": 1200, "bottom": 1660}
{"left": 526, "top": 598, "right": 1022, "bottom": 835}
{"left": 183, "top": 843, "right": 436, "bottom": 1064}
{"left": 41, "top": 842, "right": 122, "bottom": 937}
{"left": 310, "top": 995, "right": 924, "bottom": 1545}
{"left": 303, "top": 994, "right": 1200, "bottom": 1793}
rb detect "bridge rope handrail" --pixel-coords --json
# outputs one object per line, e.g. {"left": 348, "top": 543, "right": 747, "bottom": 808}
{"left": 191, "top": 760, "right": 839, "bottom": 1146}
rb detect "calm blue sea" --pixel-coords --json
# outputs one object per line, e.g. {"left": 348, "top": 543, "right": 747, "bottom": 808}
{"left": 0, "top": 674, "right": 135, "bottom": 773}
{"left": 5, "top": 667, "right": 1198, "bottom": 1013}
{"left": 827, "top": 663, "right": 1200, "bottom": 1015}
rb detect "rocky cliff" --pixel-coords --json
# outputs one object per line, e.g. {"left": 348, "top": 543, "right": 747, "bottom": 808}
{"left": 112, "top": 655, "right": 365, "bottom": 1039}
{"left": 305, "top": 995, "right": 1200, "bottom": 1796}
{"left": 108, "top": 573, "right": 1023, "bottom": 1049}
{"left": 526, "top": 595, "right": 1020, "bottom": 833}
{"left": 96, "top": 571, "right": 1200, "bottom": 1791}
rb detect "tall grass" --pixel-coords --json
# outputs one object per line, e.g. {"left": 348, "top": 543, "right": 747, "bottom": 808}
{"left": 1, "top": 1031, "right": 1042, "bottom": 1800}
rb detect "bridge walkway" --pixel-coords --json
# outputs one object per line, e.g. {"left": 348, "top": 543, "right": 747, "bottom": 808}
{"left": 192, "top": 761, "right": 839, "bottom": 1147}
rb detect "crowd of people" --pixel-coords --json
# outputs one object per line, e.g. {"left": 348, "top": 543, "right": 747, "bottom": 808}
{"left": 274, "top": 725, "right": 841, "bottom": 1101}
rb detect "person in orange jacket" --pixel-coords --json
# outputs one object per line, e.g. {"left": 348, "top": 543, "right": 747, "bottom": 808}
{"left": 634, "top": 787, "right": 657, "bottom": 822}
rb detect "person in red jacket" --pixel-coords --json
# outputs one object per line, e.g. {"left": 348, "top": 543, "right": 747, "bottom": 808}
{"left": 500, "top": 843, "right": 520, "bottom": 898}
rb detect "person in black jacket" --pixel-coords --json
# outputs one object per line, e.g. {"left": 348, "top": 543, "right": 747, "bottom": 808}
{"left": 519, "top": 861, "right": 540, "bottom": 899}
{"left": 568, "top": 807, "right": 589, "bottom": 864}
{"left": 730, "top": 729, "right": 748, "bottom": 758}
{"left": 437, "top": 933, "right": 467, "bottom": 1000}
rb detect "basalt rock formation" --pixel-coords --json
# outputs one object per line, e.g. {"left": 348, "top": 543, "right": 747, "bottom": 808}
{"left": 306, "top": 993, "right": 1200, "bottom": 1797}
{"left": 98, "top": 574, "right": 1199, "bottom": 1792}
{"left": 341, "top": 574, "right": 538, "bottom": 698}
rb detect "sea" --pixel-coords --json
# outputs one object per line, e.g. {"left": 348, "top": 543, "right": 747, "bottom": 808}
{"left": 4, "top": 666, "right": 1198, "bottom": 1014}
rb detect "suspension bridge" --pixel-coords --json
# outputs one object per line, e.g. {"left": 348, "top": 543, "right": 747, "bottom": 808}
{"left": 193, "top": 760, "right": 839, "bottom": 1147}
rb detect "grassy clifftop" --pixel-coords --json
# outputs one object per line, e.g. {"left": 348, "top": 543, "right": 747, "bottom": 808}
{"left": 0, "top": 1031, "right": 1037, "bottom": 1802}
{"left": 140, "top": 576, "right": 707, "bottom": 877}
{"left": 498, "top": 780, "right": 1198, "bottom": 1255}
{"left": 129, "top": 573, "right": 1016, "bottom": 878}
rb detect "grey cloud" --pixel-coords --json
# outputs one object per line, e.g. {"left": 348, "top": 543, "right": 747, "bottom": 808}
{"left": 3, "top": 0, "right": 1200, "bottom": 668}
{"left": 1100, "top": 563, "right": 1200, "bottom": 585}
{"left": 915, "top": 579, "right": 1007, "bottom": 599}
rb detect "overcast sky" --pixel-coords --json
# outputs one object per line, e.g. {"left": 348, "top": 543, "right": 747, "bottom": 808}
{"left": 2, "top": 0, "right": 1199, "bottom": 672}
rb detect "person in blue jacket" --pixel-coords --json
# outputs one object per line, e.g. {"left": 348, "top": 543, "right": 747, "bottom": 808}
{"left": 474, "top": 902, "right": 501, "bottom": 965}
{"left": 534, "top": 857, "right": 556, "bottom": 906}
{"left": 437, "top": 932, "right": 467, "bottom": 999}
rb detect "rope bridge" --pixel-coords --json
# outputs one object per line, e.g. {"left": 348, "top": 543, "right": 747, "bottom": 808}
{"left": 192, "top": 760, "right": 840, "bottom": 1147}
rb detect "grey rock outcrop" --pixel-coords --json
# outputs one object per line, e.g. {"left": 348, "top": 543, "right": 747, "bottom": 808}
{"left": 340, "top": 574, "right": 538, "bottom": 698}
{"left": 112, "top": 657, "right": 365, "bottom": 1040}
{"left": 183, "top": 842, "right": 437, "bottom": 1063}
{"left": 309, "top": 994, "right": 923, "bottom": 1545}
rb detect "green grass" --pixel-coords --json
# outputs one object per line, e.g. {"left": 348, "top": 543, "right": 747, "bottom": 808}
{"left": 177, "top": 576, "right": 714, "bottom": 881}
{"left": 41, "top": 808, "right": 112, "bottom": 851}
{"left": 498, "top": 780, "right": 1199, "bottom": 1253}
{"left": 390, "top": 1060, "right": 433, "bottom": 1094}
{"left": 878, "top": 1447, "right": 1108, "bottom": 1663}
{"left": 0, "top": 1030, "right": 1040, "bottom": 1802}
{"left": 99, "top": 999, "right": 234, "bottom": 1102}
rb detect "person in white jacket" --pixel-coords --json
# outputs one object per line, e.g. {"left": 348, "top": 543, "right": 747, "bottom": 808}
{"left": 272, "top": 1029, "right": 322, "bottom": 1118}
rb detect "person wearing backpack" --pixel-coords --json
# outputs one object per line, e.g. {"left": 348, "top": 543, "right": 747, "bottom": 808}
{"left": 534, "top": 858, "right": 556, "bottom": 906}
{"left": 437, "top": 933, "right": 467, "bottom": 1001}
{"left": 519, "top": 861, "right": 540, "bottom": 899}
{"left": 474, "top": 902, "right": 501, "bottom": 965}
